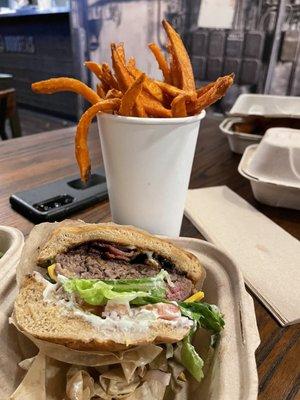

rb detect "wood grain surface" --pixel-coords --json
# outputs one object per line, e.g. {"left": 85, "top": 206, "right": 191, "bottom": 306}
{"left": 0, "top": 117, "right": 299, "bottom": 399}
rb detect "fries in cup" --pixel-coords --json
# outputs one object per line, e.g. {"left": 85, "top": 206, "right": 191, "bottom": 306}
{"left": 32, "top": 20, "right": 233, "bottom": 181}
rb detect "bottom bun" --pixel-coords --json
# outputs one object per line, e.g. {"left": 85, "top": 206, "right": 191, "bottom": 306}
{"left": 13, "top": 273, "right": 192, "bottom": 351}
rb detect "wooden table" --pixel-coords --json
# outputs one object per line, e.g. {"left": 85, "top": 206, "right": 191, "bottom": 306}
{"left": 0, "top": 117, "right": 299, "bottom": 399}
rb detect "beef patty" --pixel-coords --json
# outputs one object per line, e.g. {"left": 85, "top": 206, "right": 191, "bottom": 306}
{"left": 55, "top": 241, "right": 193, "bottom": 301}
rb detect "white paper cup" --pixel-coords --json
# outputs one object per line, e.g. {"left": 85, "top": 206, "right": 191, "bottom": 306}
{"left": 97, "top": 111, "right": 205, "bottom": 236}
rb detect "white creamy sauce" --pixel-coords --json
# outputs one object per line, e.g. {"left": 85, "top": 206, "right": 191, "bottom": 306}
{"left": 37, "top": 272, "right": 192, "bottom": 341}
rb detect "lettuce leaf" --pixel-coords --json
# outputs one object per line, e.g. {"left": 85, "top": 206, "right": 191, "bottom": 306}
{"left": 177, "top": 302, "right": 224, "bottom": 381}
{"left": 59, "top": 270, "right": 168, "bottom": 306}
{"left": 181, "top": 335, "right": 204, "bottom": 382}
{"left": 179, "top": 302, "right": 225, "bottom": 333}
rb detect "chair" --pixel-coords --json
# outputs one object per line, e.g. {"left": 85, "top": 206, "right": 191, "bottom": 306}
{"left": 0, "top": 89, "right": 22, "bottom": 140}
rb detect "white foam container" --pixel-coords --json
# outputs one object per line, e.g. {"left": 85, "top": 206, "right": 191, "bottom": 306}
{"left": 219, "top": 117, "right": 262, "bottom": 154}
{"left": 239, "top": 145, "right": 300, "bottom": 210}
{"left": 0, "top": 236, "right": 260, "bottom": 400}
{"left": 229, "top": 94, "right": 300, "bottom": 118}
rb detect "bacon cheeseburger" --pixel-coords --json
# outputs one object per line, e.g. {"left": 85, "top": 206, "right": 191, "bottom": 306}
{"left": 13, "top": 222, "right": 224, "bottom": 382}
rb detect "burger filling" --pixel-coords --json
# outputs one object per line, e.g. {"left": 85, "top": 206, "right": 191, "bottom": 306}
{"left": 52, "top": 240, "right": 194, "bottom": 301}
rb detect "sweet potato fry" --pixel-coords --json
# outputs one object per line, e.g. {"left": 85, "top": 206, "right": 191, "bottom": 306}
{"left": 155, "top": 80, "right": 185, "bottom": 97}
{"left": 171, "top": 94, "right": 189, "bottom": 117}
{"left": 127, "top": 57, "right": 136, "bottom": 69}
{"left": 187, "top": 74, "right": 234, "bottom": 114}
{"left": 167, "top": 43, "right": 181, "bottom": 88}
{"left": 141, "top": 92, "right": 172, "bottom": 117}
{"left": 196, "top": 81, "right": 215, "bottom": 97}
{"left": 102, "top": 63, "right": 119, "bottom": 90}
{"left": 111, "top": 44, "right": 134, "bottom": 92}
{"left": 31, "top": 78, "right": 101, "bottom": 105}
{"left": 119, "top": 73, "right": 145, "bottom": 116}
{"left": 162, "top": 20, "right": 195, "bottom": 92}
{"left": 84, "top": 61, "right": 102, "bottom": 80}
{"left": 105, "top": 88, "right": 123, "bottom": 99}
{"left": 115, "top": 42, "right": 126, "bottom": 65}
{"left": 148, "top": 43, "right": 172, "bottom": 84}
{"left": 85, "top": 62, "right": 110, "bottom": 92}
{"left": 75, "top": 99, "right": 121, "bottom": 182}
{"left": 134, "top": 102, "right": 147, "bottom": 117}
{"left": 127, "top": 64, "right": 164, "bottom": 102}
{"left": 96, "top": 83, "right": 106, "bottom": 98}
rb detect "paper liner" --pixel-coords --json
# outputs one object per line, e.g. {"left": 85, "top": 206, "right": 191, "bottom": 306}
{"left": 9, "top": 350, "right": 171, "bottom": 400}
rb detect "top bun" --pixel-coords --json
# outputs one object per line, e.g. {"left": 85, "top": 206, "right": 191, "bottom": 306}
{"left": 37, "top": 222, "right": 204, "bottom": 285}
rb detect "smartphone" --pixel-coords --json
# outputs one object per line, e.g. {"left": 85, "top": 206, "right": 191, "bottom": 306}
{"left": 10, "top": 168, "right": 108, "bottom": 223}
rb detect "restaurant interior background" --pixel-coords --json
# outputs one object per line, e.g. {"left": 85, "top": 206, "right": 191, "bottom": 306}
{"left": 0, "top": 0, "right": 299, "bottom": 138}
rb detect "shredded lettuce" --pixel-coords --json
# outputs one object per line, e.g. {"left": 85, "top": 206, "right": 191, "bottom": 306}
{"left": 59, "top": 270, "right": 169, "bottom": 306}
{"left": 181, "top": 334, "right": 204, "bottom": 382}
{"left": 179, "top": 302, "right": 225, "bottom": 334}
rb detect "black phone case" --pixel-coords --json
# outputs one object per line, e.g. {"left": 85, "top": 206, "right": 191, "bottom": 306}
{"left": 10, "top": 168, "right": 108, "bottom": 223}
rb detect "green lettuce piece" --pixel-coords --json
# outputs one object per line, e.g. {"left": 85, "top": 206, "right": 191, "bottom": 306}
{"left": 179, "top": 302, "right": 225, "bottom": 333}
{"left": 104, "top": 269, "right": 168, "bottom": 298}
{"left": 181, "top": 334, "right": 204, "bottom": 382}
{"left": 62, "top": 278, "right": 149, "bottom": 305}
{"left": 60, "top": 270, "right": 169, "bottom": 306}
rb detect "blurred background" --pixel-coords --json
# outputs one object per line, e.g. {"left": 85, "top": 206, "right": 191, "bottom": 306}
{"left": 0, "top": 0, "right": 299, "bottom": 138}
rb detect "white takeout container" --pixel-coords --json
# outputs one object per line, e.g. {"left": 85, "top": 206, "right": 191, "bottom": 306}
{"left": 0, "top": 236, "right": 260, "bottom": 400}
{"left": 239, "top": 145, "right": 300, "bottom": 210}
{"left": 97, "top": 112, "right": 205, "bottom": 237}
{"left": 229, "top": 94, "right": 300, "bottom": 118}
{"left": 246, "top": 128, "right": 300, "bottom": 186}
{"left": 219, "top": 117, "right": 262, "bottom": 154}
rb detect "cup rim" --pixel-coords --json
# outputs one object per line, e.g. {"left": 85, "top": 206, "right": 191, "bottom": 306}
{"left": 97, "top": 110, "right": 206, "bottom": 125}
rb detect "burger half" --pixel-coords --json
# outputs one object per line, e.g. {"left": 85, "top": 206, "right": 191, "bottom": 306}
{"left": 13, "top": 223, "right": 224, "bottom": 382}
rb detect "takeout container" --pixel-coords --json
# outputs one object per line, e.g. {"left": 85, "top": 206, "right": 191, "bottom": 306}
{"left": 97, "top": 112, "right": 205, "bottom": 237}
{"left": 238, "top": 128, "right": 300, "bottom": 209}
{"left": 229, "top": 93, "right": 300, "bottom": 118}
{"left": 220, "top": 94, "right": 300, "bottom": 154}
{"left": 0, "top": 225, "right": 24, "bottom": 274}
{"left": 219, "top": 117, "right": 262, "bottom": 154}
{"left": 0, "top": 234, "right": 260, "bottom": 400}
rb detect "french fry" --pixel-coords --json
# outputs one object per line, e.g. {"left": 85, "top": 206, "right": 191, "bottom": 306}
{"left": 162, "top": 20, "right": 196, "bottom": 92}
{"left": 105, "top": 89, "right": 123, "bottom": 99}
{"left": 102, "top": 63, "right": 119, "bottom": 90}
{"left": 96, "top": 84, "right": 106, "bottom": 98}
{"left": 111, "top": 43, "right": 134, "bottom": 92}
{"left": 127, "top": 64, "right": 164, "bottom": 102}
{"left": 167, "top": 43, "right": 181, "bottom": 89}
{"left": 119, "top": 73, "right": 145, "bottom": 116}
{"left": 148, "top": 43, "right": 172, "bottom": 84}
{"left": 75, "top": 99, "right": 121, "bottom": 182}
{"left": 115, "top": 43, "right": 126, "bottom": 65}
{"left": 31, "top": 78, "right": 101, "bottom": 105}
{"left": 141, "top": 92, "right": 172, "bottom": 117}
{"left": 196, "top": 81, "right": 215, "bottom": 97}
{"left": 155, "top": 81, "right": 186, "bottom": 97}
{"left": 187, "top": 74, "right": 234, "bottom": 114}
{"left": 84, "top": 61, "right": 102, "bottom": 79}
{"left": 134, "top": 102, "right": 147, "bottom": 117}
{"left": 171, "top": 94, "right": 188, "bottom": 117}
{"left": 85, "top": 62, "right": 110, "bottom": 93}
{"left": 127, "top": 57, "right": 136, "bottom": 69}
